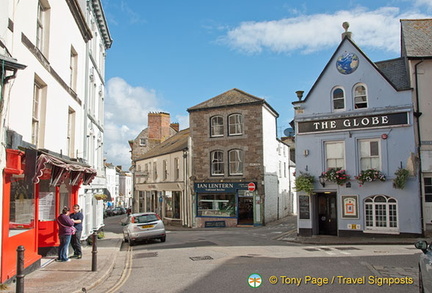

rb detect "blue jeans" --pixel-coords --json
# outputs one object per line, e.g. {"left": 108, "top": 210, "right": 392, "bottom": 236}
{"left": 58, "top": 235, "right": 72, "bottom": 261}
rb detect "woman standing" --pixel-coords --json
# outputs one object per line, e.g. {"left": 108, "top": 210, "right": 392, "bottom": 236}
{"left": 56, "top": 206, "right": 75, "bottom": 262}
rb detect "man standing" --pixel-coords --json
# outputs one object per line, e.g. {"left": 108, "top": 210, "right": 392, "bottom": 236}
{"left": 70, "top": 204, "right": 84, "bottom": 259}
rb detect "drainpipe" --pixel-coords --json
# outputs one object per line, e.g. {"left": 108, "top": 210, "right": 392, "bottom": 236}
{"left": 414, "top": 60, "right": 424, "bottom": 236}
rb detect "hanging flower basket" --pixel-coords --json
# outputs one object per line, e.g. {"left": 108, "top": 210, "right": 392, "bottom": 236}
{"left": 294, "top": 172, "right": 315, "bottom": 194}
{"left": 355, "top": 169, "right": 386, "bottom": 186}
{"left": 94, "top": 194, "right": 107, "bottom": 200}
{"left": 321, "top": 168, "right": 351, "bottom": 186}
{"left": 393, "top": 167, "right": 410, "bottom": 189}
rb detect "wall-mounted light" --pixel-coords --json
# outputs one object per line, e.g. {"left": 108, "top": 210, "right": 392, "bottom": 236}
{"left": 303, "top": 149, "right": 309, "bottom": 157}
{"left": 381, "top": 134, "right": 388, "bottom": 140}
{"left": 346, "top": 182, "right": 351, "bottom": 188}
{"left": 319, "top": 174, "right": 326, "bottom": 187}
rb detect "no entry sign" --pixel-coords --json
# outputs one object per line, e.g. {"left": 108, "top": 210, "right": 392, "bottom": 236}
{"left": 248, "top": 182, "right": 256, "bottom": 192}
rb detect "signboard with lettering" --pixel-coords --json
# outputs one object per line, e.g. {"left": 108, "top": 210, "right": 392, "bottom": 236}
{"left": 299, "top": 195, "right": 310, "bottom": 219}
{"left": 194, "top": 182, "right": 256, "bottom": 193}
{"left": 297, "top": 112, "right": 408, "bottom": 134}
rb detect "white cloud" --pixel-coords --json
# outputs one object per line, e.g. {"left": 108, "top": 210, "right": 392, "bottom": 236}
{"left": 219, "top": 6, "right": 429, "bottom": 55}
{"left": 104, "top": 77, "right": 162, "bottom": 168}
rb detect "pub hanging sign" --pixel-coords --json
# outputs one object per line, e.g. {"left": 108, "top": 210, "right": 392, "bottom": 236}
{"left": 297, "top": 111, "right": 408, "bottom": 134}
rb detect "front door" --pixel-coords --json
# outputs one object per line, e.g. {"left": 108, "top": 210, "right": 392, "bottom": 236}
{"left": 238, "top": 196, "right": 254, "bottom": 225}
{"left": 317, "top": 193, "right": 337, "bottom": 235}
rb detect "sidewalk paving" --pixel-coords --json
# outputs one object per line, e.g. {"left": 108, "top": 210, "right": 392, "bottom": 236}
{"left": 0, "top": 215, "right": 424, "bottom": 293}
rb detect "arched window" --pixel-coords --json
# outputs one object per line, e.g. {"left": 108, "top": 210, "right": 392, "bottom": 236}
{"left": 332, "top": 87, "right": 345, "bottom": 110}
{"left": 228, "top": 114, "right": 243, "bottom": 136}
{"left": 365, "top": 195, "right": 398, "bottom": 232}
{"left": 228, "top": 149, "right": 243, "bottom": 175}
{"left": 210, "top": 150, "right": 224, "bottom": 176}
{"left": 354, "top": 84, "right": 368, "bottom": 109}
{"left": 210, "top": 116, "right": 224, "bottom": 137}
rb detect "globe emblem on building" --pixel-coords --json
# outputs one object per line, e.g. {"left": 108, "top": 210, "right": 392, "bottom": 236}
{"left": 336, "top": 52, "right": 359, "bottom": 74}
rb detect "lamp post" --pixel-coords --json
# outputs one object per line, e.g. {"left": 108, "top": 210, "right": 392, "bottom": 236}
{"left": 319, "top": 174, "right": 326, "bottom": 187}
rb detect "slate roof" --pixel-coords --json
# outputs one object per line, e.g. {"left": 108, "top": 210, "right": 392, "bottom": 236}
{"left": 401, "top": 19, "right": 432, "bottom": 58}
{"left": 136, "top": 128, "right": 189, "bottom": 161}
{"left": 187, "top": 88, "right": 278, "bottom": 116}
{"left": 375, "top": 58, "right": 411, "bottom": 91}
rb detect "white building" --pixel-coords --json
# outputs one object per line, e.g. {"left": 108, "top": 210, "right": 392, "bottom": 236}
{"left": 0, "top": 0, "right": 110, "bottom": 282}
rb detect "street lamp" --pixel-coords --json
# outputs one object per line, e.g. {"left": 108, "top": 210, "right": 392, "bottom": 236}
{"left": 319, "top": 174, "right": 326, "bottom": 187}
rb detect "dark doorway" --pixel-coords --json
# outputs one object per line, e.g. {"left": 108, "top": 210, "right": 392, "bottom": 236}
{"left": 316, "top": 193, "right": 337, "bottom": 235}
{"left": 238, "top": 196, "right": 253, "bottom": 225}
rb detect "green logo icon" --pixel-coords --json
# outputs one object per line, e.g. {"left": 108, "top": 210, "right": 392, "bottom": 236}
{"left": 248, "top": 273, "right": 262, "bottom": 288}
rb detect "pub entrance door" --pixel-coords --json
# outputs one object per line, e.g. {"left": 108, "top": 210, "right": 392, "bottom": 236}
{"left": 316, "top": 193, "right": 337, "bottom": 235}
{"left": 238, "top": 196, "right": 254, "bottom": 225}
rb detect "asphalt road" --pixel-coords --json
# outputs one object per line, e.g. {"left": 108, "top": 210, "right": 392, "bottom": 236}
{"left": 103, "top": 215, "right": 421, "bottom": 293}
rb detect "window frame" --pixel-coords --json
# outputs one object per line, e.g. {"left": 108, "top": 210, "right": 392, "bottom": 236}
{"left": 332, "top": 87, "right": 345, "bottom": 111}
{"left": 210, "top": 116, "right": 224, "bottom": 137}
{"left": 354, "top": 84, "right": 368, "bottom": 109}
{"left": 324, "top": 141, "right": 345, "bottom": 169}
{"left": 425, "top": 177, "right": 432, "bottom": 202}
{"left": 228, "top": 149, "right": 243, "bottom": 176}
{"left": 228, "top": 113, "right": 243, "bottom": 136}
{"left": 364, "top": 195, "right": 398, "bottom": 233}
{"left": 210, "top": 150, "right": 224, "bottom": 176}
{"left": 358, "top": 139, "right": 381, "bottom": 171}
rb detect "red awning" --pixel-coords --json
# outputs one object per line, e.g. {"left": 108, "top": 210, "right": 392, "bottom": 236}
{"left": 33, "top": 153, "right": 97, "bottom": 186}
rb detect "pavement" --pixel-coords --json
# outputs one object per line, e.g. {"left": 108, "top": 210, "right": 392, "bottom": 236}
{"left": 0, "top": 215, "right": 426, "bottom": 293}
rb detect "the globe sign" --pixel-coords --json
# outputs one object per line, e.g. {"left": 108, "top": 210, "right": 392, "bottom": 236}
{"left": 336, "top": 52, "right": 359, "bottom": 74}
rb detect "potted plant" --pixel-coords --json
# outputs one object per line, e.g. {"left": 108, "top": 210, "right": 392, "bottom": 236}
{"left": 393, "top": 167, "right": 410, "bottom": 189}
{"left": 94, "top": 193, "right": 107, "bottom": 200}
{"left": 355, "top": 169, "right": 386, "bottom": 186}
{"left": 294, "top": 172, "right": 315, "bottom": 194}
{"left": 321, "top": 167, "right": 351, "bottom": 185}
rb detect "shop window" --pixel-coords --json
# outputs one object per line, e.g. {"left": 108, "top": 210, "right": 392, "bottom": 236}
{"left": 354, "top": 84, "right": 368, "bottom": 109}
{"left": 325, "top": 141, "right": 345, "bottom": 169}
{"left": 210, "top": 116, "right": 224, "bottom": 137}
{"left": 197, "top": 194, "right": 236, "bottom": 217}
{"left": 228, "top": 149, "right": 243, "bottom": 175}
{"left": 359, "top": 139, "right": 380, "bottom": 170}
{"left": 228, "top": 113, "right": 243, "bottom": 136}
{"left": 365, "top": 195, "right": 398, "bottom": 231}
{"left": 211, "top": 151, "right": 224, "bottom": 176}
{"left": 332, "top": 87, "right": 345, "bottom": 110}
{"left": 9, "top": 174, "right": 35, "bottom": 236}
{"left": 425, "top": 177, "right": 432, "bottom": 202}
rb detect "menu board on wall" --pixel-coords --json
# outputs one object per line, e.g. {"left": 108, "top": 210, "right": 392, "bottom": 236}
{"left": 39, "top": 192, "right": 55, "bottom": 221}
{"left": 299, "top": 195, "right": 310, "bottom": 219}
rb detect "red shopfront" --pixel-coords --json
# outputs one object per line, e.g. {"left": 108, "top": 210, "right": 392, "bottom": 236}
{"left": 1, "top": 149, "right": 96, "bottom": 283}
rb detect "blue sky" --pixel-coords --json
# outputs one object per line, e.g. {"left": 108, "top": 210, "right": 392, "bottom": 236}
{"left": 101, "top": 0, "right": 432, "bottom": 169}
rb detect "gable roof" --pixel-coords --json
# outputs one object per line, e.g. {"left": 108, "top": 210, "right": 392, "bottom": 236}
{"left": 187, "top": 88, "right": 278, "bottom": 116}
{"left": 294, "top": 36, "right": 409, "bottom": 105}
{"left": 401, "top": 19, "right": 432, "bottom": 58}
{"left": 135, "top": 128, "right": 189, "bottom": 161}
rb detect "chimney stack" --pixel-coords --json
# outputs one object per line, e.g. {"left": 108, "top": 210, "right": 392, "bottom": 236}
{"left": 170, "top": 123, "right": 179, "bottom": 132}
{"left": 148, "top": 112, "right": 171, "bottom": 142}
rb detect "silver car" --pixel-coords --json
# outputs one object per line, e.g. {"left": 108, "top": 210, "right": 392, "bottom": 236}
{"left": 122, "top": 212, "right": 166, "bottom": 246}
{"left": 415, "top": 240, "right": 432, "bottom": 293}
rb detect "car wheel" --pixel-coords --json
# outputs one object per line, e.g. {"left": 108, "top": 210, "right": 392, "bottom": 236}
{"left": 419, "top": 266, "right": 424, "bottom": 293}
{"left": 129, "top": 237, "right": 135, "bottom": 246}
{"left": 160, "top": 236, "right": 166, "bottom": 243}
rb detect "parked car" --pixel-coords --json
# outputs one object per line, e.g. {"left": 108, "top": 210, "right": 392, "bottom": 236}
{"left": 121, "top": 212, "right": 166, "bottom": 246}
{"left": 415, "top": 240, "right": 432, "bottom": 293}
{"left": 112, "top": 207, "right": 126, "bottom": 216}
{"left": 104, "top": 207, "right": 114, "bottom": 217}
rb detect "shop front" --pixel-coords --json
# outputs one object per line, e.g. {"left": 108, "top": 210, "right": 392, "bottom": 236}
{"left": 1, "top": 148, "right": 96, "bottom": 283}
{"left": 194, "top": 182, "right": 261, "bottom": 228}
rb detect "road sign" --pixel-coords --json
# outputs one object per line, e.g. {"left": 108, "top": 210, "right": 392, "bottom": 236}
{"left": 248, "top": 182, "right": 256, "bottom": 192}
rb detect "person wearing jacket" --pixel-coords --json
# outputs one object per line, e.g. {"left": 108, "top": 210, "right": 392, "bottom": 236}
{"left": 56, "top": 206, "right": 75, "bottom": 262}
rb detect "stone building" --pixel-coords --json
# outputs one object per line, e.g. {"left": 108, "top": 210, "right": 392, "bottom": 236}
{"left": 187, "top": 88, "right": 292, "bottom": 227}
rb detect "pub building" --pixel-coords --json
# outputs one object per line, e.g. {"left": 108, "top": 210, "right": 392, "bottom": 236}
{"left": 1, "top": 147, "right": 96, "bottom": 282}
{"left": 292, "top": 24, "right": 421, "bottom": 238}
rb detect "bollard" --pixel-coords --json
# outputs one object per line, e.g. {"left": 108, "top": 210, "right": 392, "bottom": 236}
{"left": 91, "top": 231, "right": 97, "bottom": 271}
{"left": 16, "top": 245, "right": 25, "bottom": 293}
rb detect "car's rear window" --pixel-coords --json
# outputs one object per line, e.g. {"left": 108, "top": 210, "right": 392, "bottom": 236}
{"left": 136, "top": 214, "right": 158, "bottom": 223}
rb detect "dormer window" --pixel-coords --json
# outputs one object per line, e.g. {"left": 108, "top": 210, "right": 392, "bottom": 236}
{"left": 354, "top": 84, "right": 368, "bottom": 109}
{"left": 332, "top": 87, "right": 345, "bottom": 110}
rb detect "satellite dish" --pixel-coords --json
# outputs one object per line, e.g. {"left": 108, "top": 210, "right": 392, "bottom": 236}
{"left": 284, "top": 128, "right": 295, "bottom": 137}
